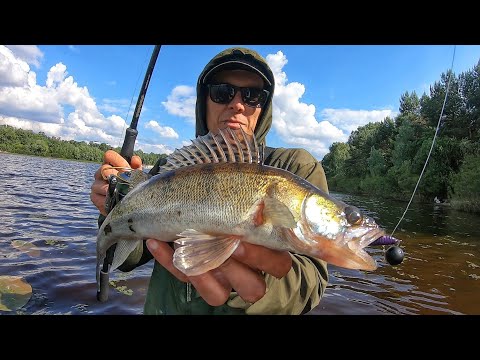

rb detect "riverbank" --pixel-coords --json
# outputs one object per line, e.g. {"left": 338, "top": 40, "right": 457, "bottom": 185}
{"left": 328, "top": 185, "right": 480, "bottom": 215}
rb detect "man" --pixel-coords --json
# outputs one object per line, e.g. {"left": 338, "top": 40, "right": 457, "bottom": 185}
{"left": 90, "top": 47, "right": 329, "bottom": 314}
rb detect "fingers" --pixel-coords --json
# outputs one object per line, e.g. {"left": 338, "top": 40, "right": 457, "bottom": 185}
{"left": 146, "top": 239, "right": 189, "bottom": 282}
{"left": 146, "top": 239, "right": 232, "bottom": 306}
{"left": 145, "top": 240, "right": 290, "bottom": 307}
{"left": 131, "top": 155, "right": 143, "bottom": 170}
{"left": 90, "top": 181, "right": 109, "bottom": 216}
{"left": 231, "top": 242, "right": 292, "bottom": 279}
{"left": 219, "top": 258, "right": 266, "bottom": 303}
{"left": 103, "top": 150, "right": 130, "bottom": 168}
{"left": 91, "top": 151, "right": 142, "bottom": 214}
{"left": 99, "top": 163, "right": 118, "bottom": 180}
{"left": 188, "top": 273, "right": 232, "bottom": 306}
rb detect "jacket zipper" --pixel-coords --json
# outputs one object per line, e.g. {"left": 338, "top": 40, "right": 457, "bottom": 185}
{"left": 186, "top": 282, "right": 192, "bottom": 302}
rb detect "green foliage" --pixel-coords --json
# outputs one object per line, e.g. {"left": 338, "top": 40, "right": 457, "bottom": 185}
{"left": 399, "top": 91, "right": 420, "bottom": 116}
{"left": 322, "top": 142, "right": 350, "bottom": 178}
{"left": 0, "top": 125, "right": 166, "bottom": 166}
{"left": 322, "top": 59, "right": 480, "bottom": 213}
{"left": 367, "top": 147, "right": 386, "bottom": 176}
{"left": 450, "top": 154, "right": 480, "bottom": 213}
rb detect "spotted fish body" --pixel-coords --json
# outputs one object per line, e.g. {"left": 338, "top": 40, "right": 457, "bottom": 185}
{"left": 96, "top": 128, "right": 384, "bottom": 290}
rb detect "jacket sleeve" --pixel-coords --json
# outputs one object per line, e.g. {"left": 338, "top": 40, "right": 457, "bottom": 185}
{"left": 227, "top": 253, "right": 329, "bottom": 314}
{"left": 227, "top": 147, "right": 330, "bottom": 314}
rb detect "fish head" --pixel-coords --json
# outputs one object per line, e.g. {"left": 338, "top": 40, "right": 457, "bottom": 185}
{"left": 291, "top": 193, "right": 385, "bottom": 271}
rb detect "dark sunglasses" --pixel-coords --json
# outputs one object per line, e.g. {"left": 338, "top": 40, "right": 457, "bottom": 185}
{"left": 207, "top": 83, "right": 270, "bottom": 108}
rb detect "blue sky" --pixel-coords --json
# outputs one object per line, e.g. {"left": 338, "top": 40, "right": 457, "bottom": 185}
{"left": 1, "top": 45, "right": 480, "bottom": 160}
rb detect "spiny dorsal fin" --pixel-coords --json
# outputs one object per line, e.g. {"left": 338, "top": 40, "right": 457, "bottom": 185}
{"left": 158, "top": 127, "right": 262, "bottom": 174}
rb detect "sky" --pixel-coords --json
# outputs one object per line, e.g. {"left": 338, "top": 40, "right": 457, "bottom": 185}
{"left": 1, "top": 44, "right": 480, "bottom": 160}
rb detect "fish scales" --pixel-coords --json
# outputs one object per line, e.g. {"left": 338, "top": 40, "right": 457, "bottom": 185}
{"left": 96, "top": 128, "right": 384, "bottom": 288}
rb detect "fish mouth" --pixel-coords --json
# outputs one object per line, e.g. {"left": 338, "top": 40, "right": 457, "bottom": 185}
{"left": 286, "top": 223, "right": 384, "bottom": 271}
{"left": 343, "top": 226, "right": 386, "bottom": 252}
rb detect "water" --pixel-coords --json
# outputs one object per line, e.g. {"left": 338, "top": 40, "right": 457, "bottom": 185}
{"left": 1, "top": 153, "right": 479, "bottom": 315}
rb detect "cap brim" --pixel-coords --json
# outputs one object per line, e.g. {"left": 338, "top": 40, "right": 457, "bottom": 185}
{"left": 202, "top": 60, "right": 272, "bottom": 87}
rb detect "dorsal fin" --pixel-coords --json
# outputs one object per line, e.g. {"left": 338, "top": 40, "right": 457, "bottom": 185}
{"left": 158, "top": 127, "right": 263, "bottom": 174}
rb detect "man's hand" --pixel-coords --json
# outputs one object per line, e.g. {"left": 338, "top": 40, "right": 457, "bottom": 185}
{"left": 146, "top": 239, "right": 292, "bottom": 306}
{"left": 90, "top": 150, "right": 143, "bottom": 216}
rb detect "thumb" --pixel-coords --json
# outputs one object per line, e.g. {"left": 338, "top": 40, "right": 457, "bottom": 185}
{"left": 131, "top": 155, "right": 143, "bottom": 169}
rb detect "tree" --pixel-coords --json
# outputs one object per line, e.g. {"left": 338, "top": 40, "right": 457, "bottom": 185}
{"left": 399, "top": 91, "right": 420, "bottom": 116}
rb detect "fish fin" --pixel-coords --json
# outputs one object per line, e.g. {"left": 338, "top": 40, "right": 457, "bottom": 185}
{"left": 157, "top": 128, "right": 262, "bottom": 174}
{"left": 172, "top": 229, "right": 241, "bottom": 276}
{"left": 110, "top": 239, "right": 143, "bottom": 272}
{"left": 262, "top": 197, "right": 297, "bottom": 228}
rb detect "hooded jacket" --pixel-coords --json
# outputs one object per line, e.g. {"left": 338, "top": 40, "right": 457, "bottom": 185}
{"left": 119, "top": 47, "right": 329, "bottom": 315}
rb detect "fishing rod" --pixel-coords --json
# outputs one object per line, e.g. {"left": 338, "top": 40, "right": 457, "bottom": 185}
{"left": 97, "top": 45, "right": 161, "bottom": 302}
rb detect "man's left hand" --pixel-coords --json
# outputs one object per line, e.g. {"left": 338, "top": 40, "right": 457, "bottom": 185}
{"left": 146, "top": 239, "right": 292, "bottom": 306}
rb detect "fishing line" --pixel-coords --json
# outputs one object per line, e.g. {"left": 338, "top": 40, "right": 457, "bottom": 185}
{"left": 390, "top": 45, "right": 457, "bottom": 237}
{"left": 116, "top": 47, "right": 152, "bottom": 149}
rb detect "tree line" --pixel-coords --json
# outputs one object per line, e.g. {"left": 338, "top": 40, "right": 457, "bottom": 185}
{"left": 322, "top": 60, "right": 480, "bottom": 213}
{"left": 0, "top": 125, "right": 166, "bottom": 166}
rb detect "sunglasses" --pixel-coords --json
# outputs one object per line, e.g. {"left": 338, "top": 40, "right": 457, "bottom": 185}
{"left": 207, "top": 83, "right": 270, "bottom": 108}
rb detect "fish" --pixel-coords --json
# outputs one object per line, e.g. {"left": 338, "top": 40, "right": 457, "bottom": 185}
{"left": 96, "top": 128, "right": 385, "bottom": 291}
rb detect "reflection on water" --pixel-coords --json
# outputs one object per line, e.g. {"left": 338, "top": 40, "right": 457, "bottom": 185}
{"left": 311, "top": 192, "right": 480, "bottom": 315}
{"left": 1, "top": 153, "right": 479, "bottom": 315}
{"left": 0, "top": 153, "right": 152, "bottom": 315}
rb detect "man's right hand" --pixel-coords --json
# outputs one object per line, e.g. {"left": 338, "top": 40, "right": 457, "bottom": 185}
{"left": 90, "top": 150, "right": 143, "bottom": 216}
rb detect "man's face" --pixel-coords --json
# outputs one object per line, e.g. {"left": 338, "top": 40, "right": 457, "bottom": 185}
{"left": 206, "top": 70, "right": 265, "bottom": 136}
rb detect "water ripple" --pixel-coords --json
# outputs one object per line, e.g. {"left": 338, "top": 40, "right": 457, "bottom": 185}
{"left": 1, "top": 153, "right": 480, "bottom": 315}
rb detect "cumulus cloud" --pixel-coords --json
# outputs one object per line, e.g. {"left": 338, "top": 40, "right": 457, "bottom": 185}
{"left": 266, "top": 50, "right": 394, "bottom": 159}
{"left": 1, "top": 45, "right": 396, "bottom": 160}
{"left": 161, "top": 85, "right": 196, "bottom": 123}
{"left": 145, "top": 120, "right": 179, "bottom": 139}
{"left": 0, "top": 46, "right": 32, "bottom": 87}
{"left": 5, "top": 45, "right": 44, "bottom": 68}
{"left": 157, "top": 50, "right": 395, "bottom": 159}
{"left": 136, "top": 140, "right": 173, "bottom": 155}
{"left": 0, "top": 45, "right": 138, "bottom": 145}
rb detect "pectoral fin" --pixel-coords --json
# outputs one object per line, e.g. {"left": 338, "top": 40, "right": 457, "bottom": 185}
{"left": 110, "top": 239, "right": 143, "bottom": 271}
{"left": 262, "top": 197, "right": 297, "bottom": 228}
{"left": 173, "top": 229, "right": 241, "bottom": 276}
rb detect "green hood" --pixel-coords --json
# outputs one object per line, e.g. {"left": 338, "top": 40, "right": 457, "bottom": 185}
{"left": 195, "top": 47, "right": 275, "bottom": 147}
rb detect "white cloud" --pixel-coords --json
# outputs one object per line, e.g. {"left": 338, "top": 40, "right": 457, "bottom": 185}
{"left": 0, "top": 115, "right": 62, "bottom": 137}
{"left": 136, "top": 141, "right": 173, "bottom": 155}
{"left": 68, "top": 45, "right": 79, "bottom": 53}
{"left": 0, "top": 85, "right": 63, "bottom": 123}
{"left": 161, "top": 85, "right": 196, "bottom": 123}
{"left": 5, "top": 45, "right": 44, "bottom": 68}
{"left": 320, "top": 108, "right": 395, "bottom": 134}
{"left": 0, "top": 45, "right": 130, "bottom": 146}
{"left": 145, "top": 120, "right": 179, "bottom": 139}
{"left": 0, "top": 46, "right": 32, "bottom": 87}
{"left": 266, "top": 50, "right": 395, "bottom": 159}
{"left": 1, "top": 46, "right": 397, "bottom": 160}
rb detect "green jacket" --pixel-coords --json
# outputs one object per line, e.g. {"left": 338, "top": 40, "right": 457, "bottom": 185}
{"left": 117, "top": 47, "right": 329, "bottom": 315}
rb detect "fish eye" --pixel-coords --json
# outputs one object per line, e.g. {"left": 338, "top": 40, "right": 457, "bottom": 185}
{"left": 345, "top": 206, "right": 363, "bottom": 225}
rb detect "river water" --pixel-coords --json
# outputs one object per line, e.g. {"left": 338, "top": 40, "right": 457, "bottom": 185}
{"left": 1, "top": 153, "right": 479, "bottom": 315}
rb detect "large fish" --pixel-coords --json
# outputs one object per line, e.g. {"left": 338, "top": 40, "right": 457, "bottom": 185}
{"left": 96, "top": 128, "right": 384, "bottom": 290}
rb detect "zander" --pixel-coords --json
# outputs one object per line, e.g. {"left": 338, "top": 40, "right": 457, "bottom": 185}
{"left": 96, "top": 128, "right": 384, "bottom": 292}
